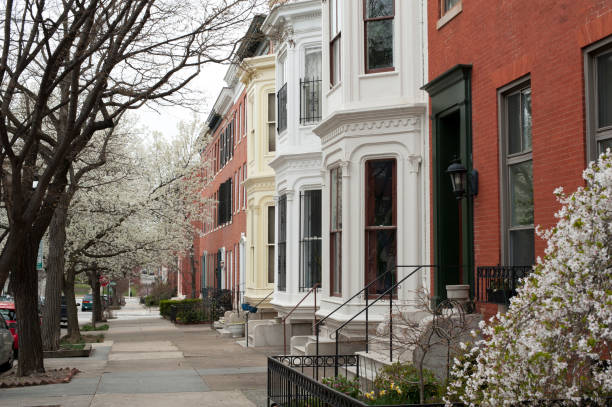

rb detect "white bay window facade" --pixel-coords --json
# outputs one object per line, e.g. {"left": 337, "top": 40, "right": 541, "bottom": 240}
{"left": 314, "top": 0, "right": 429, "bottom": 329}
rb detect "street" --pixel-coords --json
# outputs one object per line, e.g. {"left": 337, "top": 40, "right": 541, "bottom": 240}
{"left": 0, "top": 299, "right": 270, "bottom": 407}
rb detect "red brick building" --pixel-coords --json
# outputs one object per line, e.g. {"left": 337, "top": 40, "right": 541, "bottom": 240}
{"left": 178, "top": 16, "right": 268, "bottom": 299}
{"left": 423, "top": 0, "right": 612, "bottom": 316}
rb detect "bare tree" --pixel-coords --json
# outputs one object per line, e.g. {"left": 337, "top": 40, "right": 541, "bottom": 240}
{"left": 0, "top": 0, "right": 259, "bottom": 375}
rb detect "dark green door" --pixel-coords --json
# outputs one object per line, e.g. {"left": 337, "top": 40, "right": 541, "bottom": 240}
{"left": 423, "top": 65, "right": 474, "bottom": 303}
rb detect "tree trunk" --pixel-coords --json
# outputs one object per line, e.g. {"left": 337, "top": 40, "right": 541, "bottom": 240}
{"left": 64, "top": 270, "right": 81, "bottom": 342}
{"left": 41, "top": 206, "right": 68, "bottom": 351}
{"left": 90, "top": 270, "right": 103, "bottom": 323}
{"left": 13, "top": 236, "right": 45, "bottom": 375}
{"left": 190, "top": 253, "right": 197, "bottom": 299}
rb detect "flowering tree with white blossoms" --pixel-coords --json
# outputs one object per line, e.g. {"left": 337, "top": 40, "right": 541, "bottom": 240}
{"left": 446, "top": 152, "right": 612, "bottom": 405}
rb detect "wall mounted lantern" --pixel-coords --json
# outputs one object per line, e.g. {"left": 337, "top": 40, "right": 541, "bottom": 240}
{"left": 446, "top": 158, "right": 478, "bottom": 200}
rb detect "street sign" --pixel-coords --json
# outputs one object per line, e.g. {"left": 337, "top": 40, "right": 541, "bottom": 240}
{"left": 36, "top": 241, "right": 43, "bottom": 270}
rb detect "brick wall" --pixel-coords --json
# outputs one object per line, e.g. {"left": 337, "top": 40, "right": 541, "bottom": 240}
{"left": 427, "top": 0, "right": 612, "bottom": 320}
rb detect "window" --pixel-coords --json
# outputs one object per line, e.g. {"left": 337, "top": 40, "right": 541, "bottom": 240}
{"left": 364, "top": 0, "right": 394, "bottom": 73}
{"left": 586, "top": 38, "right": 612, "bottom": 162}
{"left": 301, "top": 48, "right": 322, "bottom": 125}
{"left": 501, "top": 82, "right": 534, "bottom": 266}
{"left": 330, "top": 167, "right": 342, "bottom": 296}
{"left": 267, "top": 205, "right": 275, "bottom": 284}
{"left": 330, "top": 0, "right": 341, "bottom": 86}
{"left": 277, "top": 195, "right": 287, "bottom": 291}
{"left": 365, "top": 159, "right": 396, "bottom": 296}
{"left": 267, "top": 92, "right": 276, "bottom": 151}
{"left": 441, "top": 0, "right": 460, "bottom": 16}
{"left": 300, "top": 190, "right": 322, "bottom": 291}
{"left": 218, "top": 178, "right": 233, "bottom": 225}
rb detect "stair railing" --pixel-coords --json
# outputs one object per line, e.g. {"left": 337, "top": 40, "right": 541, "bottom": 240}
{"left": 314, "top": 265, "right": 419, "bottom": 358}
{"left": 245, "top": 290, "right": 274, "bottom": 347}
{"left": 281, "top": 283, "right": 319, "bottom": 354}
{"left": 331, "top": 265, "right": 431, "bottom": 376}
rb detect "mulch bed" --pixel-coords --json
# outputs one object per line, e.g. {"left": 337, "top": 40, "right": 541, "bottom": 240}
{"left": 0, "top": 367, "right": 80, "bottom": 388}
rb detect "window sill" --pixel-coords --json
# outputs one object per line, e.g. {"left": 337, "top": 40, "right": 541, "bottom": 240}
{"left": 358, "top": 70, "right": 399, "bottom": 80}
{"left": 326, "top": 82, "right": 341, "bottom": 97}
{"left": 437, "top": 3, "right": 462, "bottom": 29}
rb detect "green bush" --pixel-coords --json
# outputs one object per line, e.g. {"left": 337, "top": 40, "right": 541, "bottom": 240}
{"left": 176, "top": 309, "right": 205, "bottom": 324}
{"left": 81, "top": 324, "right": 109, "bottom": 331}
{"left": 322, "top": 375, "right": 361, "bottom": 399}
{"left": 159, "top": 298, "right": 202, "bottom": 318}
{"left": 144, "top": 295, "right": 159, "bottom": 307}
{"left": 364, "top": 363, "right": 441, "bottom": 405}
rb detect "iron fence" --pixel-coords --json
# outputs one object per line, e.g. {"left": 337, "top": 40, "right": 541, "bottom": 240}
{"left": 300, "top": 78, "right": 322, "bottom": 125}
{"left": 268, "top": 355, "right": 612, "bottom": 407}
{"left": 475, "top": 265, "right": 532, "bottom": 306}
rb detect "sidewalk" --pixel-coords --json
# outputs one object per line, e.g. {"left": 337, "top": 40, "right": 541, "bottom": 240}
{"left": 0, "top": 300, "right": 270, "bottom": 407}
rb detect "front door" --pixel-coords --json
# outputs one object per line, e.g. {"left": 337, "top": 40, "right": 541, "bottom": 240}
{"left": 423, "top": 65, "right": 475, "bottom": 303}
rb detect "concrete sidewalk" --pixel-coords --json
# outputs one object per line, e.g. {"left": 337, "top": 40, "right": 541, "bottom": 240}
{"left": 0, "top": 300, "right": 272, "bottom": 407}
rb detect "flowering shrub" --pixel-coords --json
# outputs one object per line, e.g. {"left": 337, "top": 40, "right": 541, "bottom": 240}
{"left": 446, "top": 152, "right": 612, "bottom": 406}
{"left": 321, "top": 375, "right": 361, "bottom": 399}
{"left": 368, "top": 362, "right": 440, "bottom": 405}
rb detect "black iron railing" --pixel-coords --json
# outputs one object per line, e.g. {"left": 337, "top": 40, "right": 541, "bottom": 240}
{"left": 268, "top": 355, "right": 361, "bottom": 407}
{"left": 277, "top": 82, "right": 287, "bottom": 133}
{"left": 300, "top": 78, "right": 322, "bottom": 125}
{"left": 268, "top": 354, "right": 612, "bottom": 407}
{"left": 201, "top": 287, "right": 233, "bottom": 321}
{"left": 314, "top": 266, "right": 434, "bottom": 366}
{"left": 476, "top": 265, "right": 532, "bottom": 306}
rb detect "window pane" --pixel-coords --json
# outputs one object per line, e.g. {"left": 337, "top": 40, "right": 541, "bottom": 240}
{"left": 304, "top": 190, "right": 322, "bottom": 238}
{"left": 444, "top": 0, "right": 460, "bottom": 12}
{"left": 598, "top": 137, "right": 612, "bottom": 154}
{"left": 268, "top": 123, "right": 276, "bottom": 152}
{"left": 510, "top": 160, "right": 533, "bottom": 226}
{"left": 268, "top": 206, "right": 275, "bottom": 244}
{"left": 268, "top": 246, "right": 275, "bottom": 284}
{"left": 268, "top": 93, "right": 275, "bottom": 122}
{"left": 522, "top": 89, "right": 532, "bottom": 151}
{"left": 366, "top": 20, "right": 393, "bottom": 71}
{"left": 597, "top": 50, "right": 612, "bottom": 128}
{"left": 331, "top": 38, "right": 341, "bottom": 85}
{"left": 367, "top": 160, "right": 395, "bottom": 226}
{"left": 366, "top": 229, "right": 396, "bottom": 294}
{"left": 366, "top": 0, "right": 393, "bottom": 18}
{"left": 305, "top": 49, "right": 322, "bottom": 80}
{"left": 337, "top": 169, "right": 342, "bottom": 228}
{"left": 509, "top": 229, "right": 535, "bottom": 266}
{"left": 331, "top": 232, "right": 341, "bottom": 294}
{"left": 508, "top": 93, "right": 521, "bottom": 154}
{"left": 331, "top": 168, "right": 337, "bottom": 228}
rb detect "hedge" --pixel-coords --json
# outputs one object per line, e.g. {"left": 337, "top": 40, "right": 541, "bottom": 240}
{"left": 159, "top": 298, "right": 202, "bottom": 318}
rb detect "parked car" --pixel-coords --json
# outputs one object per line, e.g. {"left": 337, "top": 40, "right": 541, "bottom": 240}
{"left": 0, "top": 314, "right": 15, "bottom": 371}
{"left": 0, "top": 301, "right": 17, "bottom": 356}
{"left": 81, "top": 294, "right": 93, "bottom": 312}
{"left": 60, "top": 296, "right": 79, "bottom": 326}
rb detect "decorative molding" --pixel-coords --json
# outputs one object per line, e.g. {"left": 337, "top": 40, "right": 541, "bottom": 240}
{"left": 320, "top": 116, "right": 422, "bottom": 146}
{"left": 405, "top": 155, "right": 422, "bottom": 174}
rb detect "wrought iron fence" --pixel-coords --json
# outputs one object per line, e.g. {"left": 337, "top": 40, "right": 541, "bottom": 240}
{"left": 268, "top": 355, "right": 612, "bottom": 407}
{"left": 201, "top": 287, "right": 233, "bottom": 321}
{"left": 475, "top": 265, "right": 532, "bottom": 306}
{"left": 277, "top": 83, "right": 287, "bottom": 133}
{"left": 300, "top": 78, "right": 322, "bottom": 125}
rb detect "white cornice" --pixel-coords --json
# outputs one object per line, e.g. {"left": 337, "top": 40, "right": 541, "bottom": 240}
{"left": 268, "top": 151, "right": 321, "bottom": 171}
{"left": 262, "top": 0, "right": 321, "bottom": 35}
{"left": 239, "top": 54, "right": 276, "bottom": 85}
{"left": 313, "top": 104, "right": 426, "bottom": 146}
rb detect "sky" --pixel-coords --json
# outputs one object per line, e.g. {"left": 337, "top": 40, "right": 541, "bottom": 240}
{"left": 137, "top": 61, "right": 229, "bottom": 141}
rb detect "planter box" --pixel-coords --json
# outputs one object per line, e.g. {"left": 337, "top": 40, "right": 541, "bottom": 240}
{"left": 43, "top": 344, "right": 92, "bottom": 358}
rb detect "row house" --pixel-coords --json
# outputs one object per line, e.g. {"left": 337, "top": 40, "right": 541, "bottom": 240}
{"left": 241, "top": 50, "right": 277, "bottom": 315}
{"left": 179, "top": 16, "right": 269, "bottom": 300}
{"left": 423, "top": 0, "right": 612, "bottom": 318}
{"left": 243, "top": 0, "right": 430, "bottom": 355}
